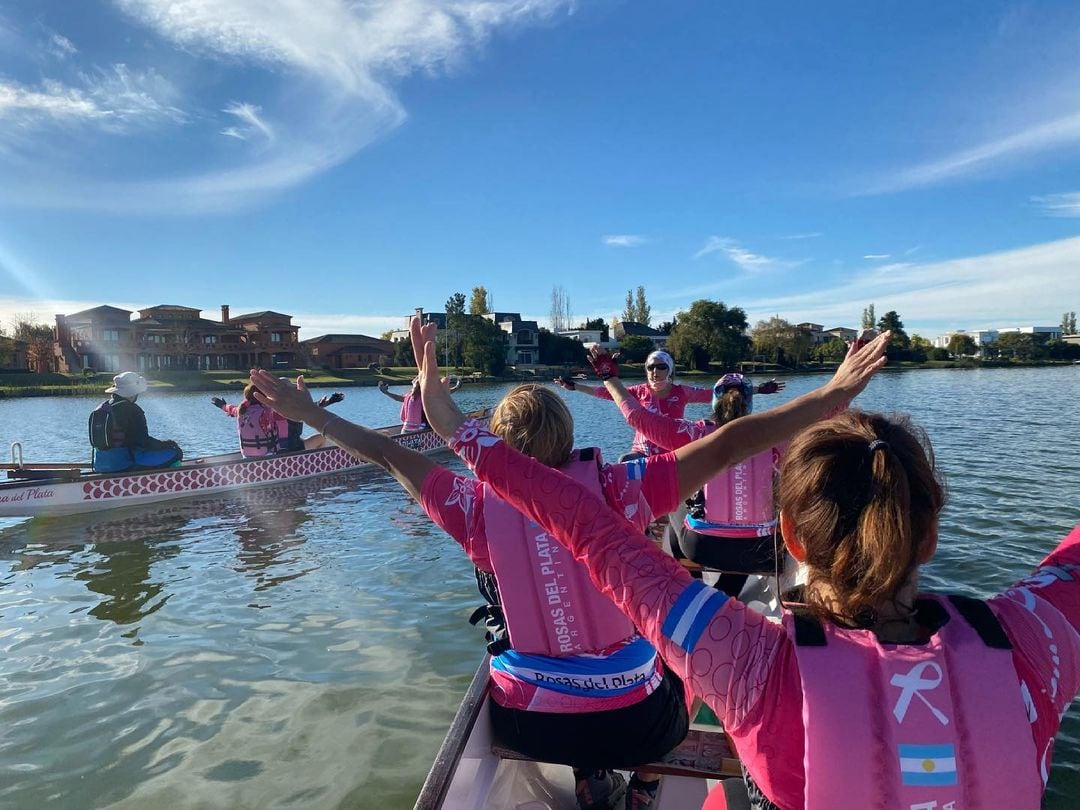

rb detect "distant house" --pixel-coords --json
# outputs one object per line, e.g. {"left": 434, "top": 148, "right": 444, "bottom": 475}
{"left": 557, "top": 329, "right": 605, "bottom": 344}
{"left": 797, "top": 322, "right": 826, "bottom": 344}
{"left": 303, "top": 334, "right": 394, "bottom": 368}
{"left": 485, "top": 312, "right": 540, "bottom": 365}
{"left": 389, "top": 308, "right": 447, "bottom": 343}
{"left": 933, "top": 326, "right": 1062, "bottom": 352}
{"left": 54, "top": 303, "right": 302, "bottom": 372}
{"left": 613, "top": 321, "right": 668, "bottom": 349}
{"left": 823, "top": 326, "right": 858, "bottom": 342}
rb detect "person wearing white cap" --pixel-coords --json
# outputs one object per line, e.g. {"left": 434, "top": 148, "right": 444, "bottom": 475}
{"left": 556, "top": 350, "right": 784, "bottom": 459}
{"left": 88, "top": 372, "right": 183, "bottom": 473}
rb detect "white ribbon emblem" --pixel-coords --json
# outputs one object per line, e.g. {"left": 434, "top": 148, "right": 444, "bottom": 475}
{"left": 891, "top": 661, "right": 949, "bottom": 725}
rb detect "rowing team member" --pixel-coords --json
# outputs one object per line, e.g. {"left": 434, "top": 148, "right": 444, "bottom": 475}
{"left": 211, "top": 381, "right": 344, "bottom": 457}
{"left": 555, "top": 349, "right": 783, "bottom": 459}
{"left": 251, "top": 323, "right": 892, "bottom": 810}
{"left": 411, "top": 319, "right": 1080, "bottom": 810}
{"left": 379, "top": 376, "right": 461, "bottom": 433}
{"left": 89, "top": 372, "right": 183, "bottom": 473}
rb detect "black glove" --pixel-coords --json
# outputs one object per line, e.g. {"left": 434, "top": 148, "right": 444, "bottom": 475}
{"left": 211, "top": 397, "right": 226, "bottom": 409}
{"left": 327, "top": 392, "right": 344, "bottom": 404}
{"left": 555, "top": 375, "right": 576, "bottom": 390}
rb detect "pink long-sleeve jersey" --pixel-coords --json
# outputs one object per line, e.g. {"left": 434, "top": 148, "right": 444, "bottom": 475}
{"left": 592, "top": 382, "right": 711, "bottom": 455}
{"left": 445, "top": 419, "right": 1080, "bottom": 809}
{"left": 420, "top": 448, "right": 680, "bottom": 712}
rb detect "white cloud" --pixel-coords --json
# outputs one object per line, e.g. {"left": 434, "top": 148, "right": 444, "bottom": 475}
{"left": 221, "top": 101, "right": 274, "bottom": 143}
{"left": 0, "top": 0, "right": 573, "bottom": 213}
{"left": 1032, "top": 192, "right": 1080, "bottom": 217}
{"left": 693, "top": 236, "right": 802, "bottom": 271}
{"left": 602, "top": 234, "right": 649, "bottom": 248}
{"left": 780, "top": 232, "right": 822, "bottom": 240}
{"left": 863, "top": 254, "right": 891, "bottom": 260}
{"left": 869, "top": 110, "right": 1080, "bottom": 193}
{"left": 47, "top": 33, "right": 77, "bottom": 60}
{"left": 740, "top": 235, "right": 1080, "bottom": 335}
{"left": 0, "top": 65, "right": 185, "bottom": 131}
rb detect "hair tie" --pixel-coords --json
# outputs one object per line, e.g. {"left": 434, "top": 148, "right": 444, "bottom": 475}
{"left": 868, "top": 439, "right": 890, "bottom": 455}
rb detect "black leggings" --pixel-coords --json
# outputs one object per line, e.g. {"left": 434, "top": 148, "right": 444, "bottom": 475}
{"left": 489, "top": 668, "right": 689, "bottom": 771}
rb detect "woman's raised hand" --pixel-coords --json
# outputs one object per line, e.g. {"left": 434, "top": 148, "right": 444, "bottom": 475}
{"left": 249, "top": 369, "right": 319, "bottom": 423}
{"left": 409, "top": 316, "right": 467, "bottom": 439}
{"left": 587, "top": 346, "right": 620, "bottom": 381}
{"left": 826, "top": 330, "right": 892, "bottom": 401}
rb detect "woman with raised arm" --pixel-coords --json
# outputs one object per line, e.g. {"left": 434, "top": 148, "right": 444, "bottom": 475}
{"left": 415, "top": 327, "right": 1080, "bottom": 810}
{"left": 599, "top": 359, "right": 792, "bottom": 597}
{"left": 555, "top": 349, "right": 783, "bottom": 458}
{"left": 379, "top": 377, "right": 460, "bottom": 434}
{"left": 250, "top": 319, "right": 887, "bottom": 810}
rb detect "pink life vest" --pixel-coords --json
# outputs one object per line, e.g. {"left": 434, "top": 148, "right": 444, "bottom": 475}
{"left": 685, "top": 447, "right": 777, "bottom": 538}
{"left": 400, "top": 392, "right": 425, "bottom": 433}
{"left": 786, "top": 595, "right": 1041, "bottom": 810}
{"left": 236, "top": 403, "right": 280, "bottom": 457}
{"left": 481, "top": 449, "right": 637, "bottom": 657}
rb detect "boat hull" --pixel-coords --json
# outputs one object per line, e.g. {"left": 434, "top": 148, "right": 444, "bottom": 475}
{"left": 0, "top": 422, "right": 463, "bottom": 518}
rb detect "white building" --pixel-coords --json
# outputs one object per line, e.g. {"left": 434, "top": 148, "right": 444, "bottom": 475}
{"left": 934, "top": 326, "right": 1062, "bottom": 350}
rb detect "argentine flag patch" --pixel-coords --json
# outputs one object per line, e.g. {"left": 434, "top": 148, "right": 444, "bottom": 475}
{"left": 661, "top": 580, "right": 728, "bottom": 654}
{"left": 625, "top": 457, "right": 646, "bottom": 480}
{"left": 898, "top": 744, "right": 957, "bottom": 786}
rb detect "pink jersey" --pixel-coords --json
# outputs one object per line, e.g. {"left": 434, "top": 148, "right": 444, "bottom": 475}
{"left": 594, "top": 382, "right": 711, "bottom": 455}
{"left": 400, "top": 391, "right": 426, "bottom": 433}
{"left": 421, "top": 449, "right": 680, "bottom": 712}
{"left": 445, "top": 418, "right": 1080, "bottom": 809}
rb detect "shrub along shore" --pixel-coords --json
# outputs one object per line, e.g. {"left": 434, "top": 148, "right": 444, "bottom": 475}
{"left": 0, "top": 357, "right": 1074, "bottom": 399}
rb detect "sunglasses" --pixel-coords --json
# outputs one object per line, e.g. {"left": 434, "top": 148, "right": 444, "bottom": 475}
{"left": 646, "top": 364, "right": 669, "bottom": 372}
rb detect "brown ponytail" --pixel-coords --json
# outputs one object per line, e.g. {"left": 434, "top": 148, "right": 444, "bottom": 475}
{"left": 239, "top": 382, "right": 260, "bottom": 413}
{"left": 713, "top": 389, "right": 749, "bottom": 426}
{"left": 777, "top": 410, "right": 945, "bottom": 625}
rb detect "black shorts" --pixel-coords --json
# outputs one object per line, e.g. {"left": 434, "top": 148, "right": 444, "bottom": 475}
{"left": 489, "top": 667, "right": 689, "bottom": 771}
{"left": 665, "top": 504, "right": 780, "bottom": 574}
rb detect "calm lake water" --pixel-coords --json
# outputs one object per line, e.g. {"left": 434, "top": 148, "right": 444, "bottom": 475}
{"left": 1, "top": 368, "right": 1078, "bottom": 809}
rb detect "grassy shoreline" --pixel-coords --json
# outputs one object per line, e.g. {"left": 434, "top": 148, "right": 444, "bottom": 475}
{"left": 0, "top": 359, "right": 1073, "bottom": 399}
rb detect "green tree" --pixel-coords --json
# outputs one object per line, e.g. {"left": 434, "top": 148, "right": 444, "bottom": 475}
{"left": 392, "top": 337, "right": 415, "bottom": 366}
{"left": 12, "top": 316, "right": 54, "bottom": 373}
{"left": 446, "top": 293, "right": 466, "bottom": 316}
{"left": 988, "top": 333, "right": 1045, "bottom": 361}
{"left": 811, "top": 339, "right": 850, "bottom": 364}
{"left": 1062, "top": 311, "right": 1077, "bottom": 335}
{"left": 444, "top": 293, "right": 468, "bottom": 366}
{"left": 463, "top": 316, "right": 506, "bottom": 374}
{"left": 928, "top": 347, "right": 950, "bottom": 361}
{"left": 667, "top": 300, "right": 750, "bottom": 371}
{"left": 538, "top": 329, "right": 587, "bottom": 365}
{"left": 469, "top": 286, "right": 491, "bottom": 315}
{"left": 617, "top": 334, "right": 654, "bottom": 362}
{"left": 751, "top": 317, "right": 814, "bottom": 368}
{"left": 861, "top": 304, "right": 876, "bottom": 330}
{"left": 622, "top": 290, "right": 635, "bottom": 323}
{"left": 876, "top": 310, "right": 910, "bottom": 359}
{"left": 947, "top": 333, "right": 978, "bottom": 357}
{"left": 634, "top": 286, "right": 651, "bottom": 326}
{"left": 656, "top": 320, "right": 674, "bottom": 335}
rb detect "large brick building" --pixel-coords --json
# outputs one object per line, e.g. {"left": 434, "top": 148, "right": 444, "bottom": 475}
{"left": 302, "top": 334, "right": 394, "bottom": 368}
{"left": 54, "top": 304, "right": 302, "bottom": 372}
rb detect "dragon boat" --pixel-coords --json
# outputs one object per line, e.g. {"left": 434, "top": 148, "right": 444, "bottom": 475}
{"left": 0, "top": 410, "right": 489, "bottom": 518}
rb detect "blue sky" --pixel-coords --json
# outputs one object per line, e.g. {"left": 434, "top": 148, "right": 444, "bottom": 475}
{"left": 2, "top": 0, "right": 1080, "bottom": 341}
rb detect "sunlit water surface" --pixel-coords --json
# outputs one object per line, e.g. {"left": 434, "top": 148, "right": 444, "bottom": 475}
{"left": 0, "top": 369, "right": 1078, "bottom": 808}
